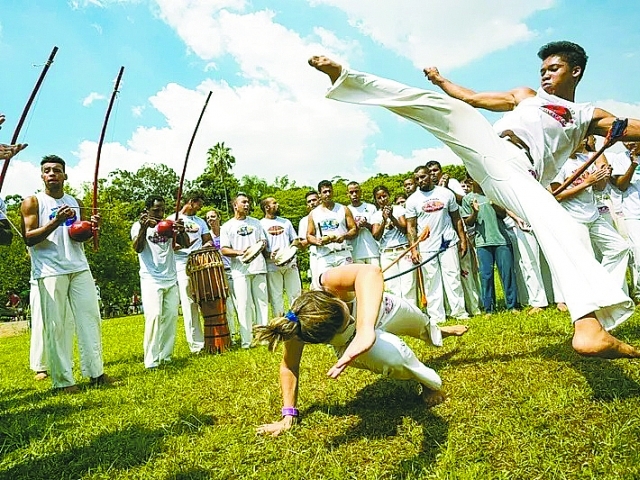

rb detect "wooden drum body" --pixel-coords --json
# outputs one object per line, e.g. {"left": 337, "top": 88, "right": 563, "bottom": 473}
{"left": 186, "top": 247, "right": 231, "bottom": 353}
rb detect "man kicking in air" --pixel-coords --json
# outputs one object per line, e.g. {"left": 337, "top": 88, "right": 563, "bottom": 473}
{"left": 308, "top": 40, "right": 640, "bottom": 360}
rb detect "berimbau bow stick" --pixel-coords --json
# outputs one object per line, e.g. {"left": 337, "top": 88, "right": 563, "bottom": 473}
{"left": 0, "top": 46, "right": 59, "bottom": 193}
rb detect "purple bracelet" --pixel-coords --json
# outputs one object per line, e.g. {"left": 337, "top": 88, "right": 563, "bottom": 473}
{"left": 281, "top": 407, "right": 299, "bottom": 417}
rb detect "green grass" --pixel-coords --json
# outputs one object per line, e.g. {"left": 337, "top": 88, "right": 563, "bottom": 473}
{"left": 2, "top": 307, "right": 640, "bottom": 479}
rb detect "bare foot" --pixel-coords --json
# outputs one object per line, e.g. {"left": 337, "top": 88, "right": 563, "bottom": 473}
{"left": 421, "top": 387, "right": 447, "bottom": 407}
{"left": 440, "top": 325, "right": 468, "bottom": 337}
{"left": 308, "top": 56, "right": 342, "bottom": 84}
{"left": 557, "top": 302, "right": 568, "bottom": 312}
{"left": 528, "top": 307, "right": 544, "bottom": 315}
{"left": 34, "top": 371, "right": 48, "bottom": 381}
{"left": 572, "top": 317, "right": 640, "bottom": 359}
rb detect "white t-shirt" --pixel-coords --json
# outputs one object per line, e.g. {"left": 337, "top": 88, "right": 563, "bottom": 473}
{"left": 261, "top": 216, "right": 298, "bottom": 272}
{"left": 493, "top": 88, "right": 594, "bottom": 187}
{"left": 298, "top": 214, "right": 317, "bottom": 258}
{"left": 131, "top": 221, "right": 177, "bottom": 288}
{"left": 29, "top": 193, "right": 90, "bottom": 279}
{"left": 220, "top": 216, "right": 267, "bottom": 277}
{"left": 309, "top": 203, "right": 350, "bottom": 257}
{"left": 370, "top": 206, "right": 408, "bottom": 249}
{"left": 166, "top": 212, "right": 209, "bottom": 270}
{"left": 611, "top": 151, "right": 640, "bottom": 219}
{"left": 405, "top": 186, "right": 459, "bottom": 253}
{"left": 347, "top": 202, "right": 380, "bottom": 260}
{"left": 444, "top": 178, "right": 465, "bottom": 199}
{"left": 552, "top": 153, "right": 599, "bottom": 224}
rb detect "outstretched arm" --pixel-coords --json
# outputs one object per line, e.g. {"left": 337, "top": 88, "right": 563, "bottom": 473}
{"left": 321, "top": 264, "right": 383, "bottom": 379}
{"left": 256, "top": 339, "right": 304, "bottom": 437}
{"left": 589, "top": 109, "right": 640, "bottom": 141}
{"left": 424, "top": 67, "right": 535, "bottom": 112}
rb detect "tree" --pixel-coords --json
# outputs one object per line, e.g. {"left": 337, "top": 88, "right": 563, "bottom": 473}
{"left": 194, "top": 142, "right": 239, "bottom": 216}
{"left": 104, "top": 164, "right": 180, "bottom": 206}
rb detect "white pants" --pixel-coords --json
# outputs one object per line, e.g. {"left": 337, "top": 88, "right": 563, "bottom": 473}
{"left": 380, "top": 247, "right": 417, "bottom": 304}
{"left": 140, "top": 280, "right": 179, "bottom": 368}
{"left": 624, "top": 217, "right": 640, "bottom": 298}
{"left": 232, "top": 273, "right": 268, "bottom": 348}
{"left": 29, "top": 281, "right": 47, "bottom": 373}
{"left": 581, "top": 215, "right": 631, "bottom": 293}
{"left": 38, "top": 270, "right": 104, "bottom": 388}
{"left": 225, "top": 272, "right": 238, "bottom": 336}
{"left": 504, "top": 227, "right": 548, "bottom": 307}
{"left": 335, "top": 296, "right": 443, "bottom": 391}
{"left": 353, "top": 257, "right": 380, "bottom": 266}
{"left": 326, "top": 69, "right": 632, "bottom": 328}
{"left": 177, "top": 269, "right": 205, "bottom": 353}
{"left": 419, "top": 245, "right": 468, "bottom": 323}
{"left": 314, "top": 250, "right": 353, "bottom": 288}
{"left": 458, "top": 242, "right": 481, "bottom": 315}
{"left": 266, "top": 265, "right": 302, "bottom": 317}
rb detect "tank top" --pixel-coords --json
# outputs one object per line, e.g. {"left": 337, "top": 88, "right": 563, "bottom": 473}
{"left": 29, "top": 193, "right": 89, "bottom": 279}
{"left": 311, "top": 203, "right": 350, "bottom": 257}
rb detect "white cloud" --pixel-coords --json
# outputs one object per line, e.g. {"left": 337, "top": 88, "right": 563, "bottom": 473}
{"left": 131, "top": 105, "right": 145, "bottom": 117}
{"left": 2, "top": 157, "right": 43, "bottom": 198}
{"left": 371, "top": 147, "right": 462, "bottom": 178}
{"left": 308, "top": 0, "right": 555, "bottom": 69}
{"left": 82, "top": 92, "right": 106, "bottom": 107}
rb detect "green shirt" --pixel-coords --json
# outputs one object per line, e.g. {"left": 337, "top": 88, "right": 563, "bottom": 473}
{"left": 461, "top": 193, "right": 509, "bottom": 247}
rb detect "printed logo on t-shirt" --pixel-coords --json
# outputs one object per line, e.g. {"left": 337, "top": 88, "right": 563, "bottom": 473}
{"left": 48, "top": 206, "right": 77, "bottom": 226}
{"left": 421, "top": 200, "right": 444, "bottom": 213}
{"left": 268, "top": 225, "right": 284, "bottom": 236}
{"left": 148, "top": 231, "right": 170, "bottom": 244}
{"left": 383, "top": 295, "right": 394, "bottom": 315}
{"left": 540, "top": 104, "right": 574, "bottom": 126}
{"left": 237, "top": 225, "right": 255, "bottom": 236}
{"left": 184, "top": 220, "right": 200, "bottom": 234}
{"left": 318, "top": 219, "right": 339, "bottom": 232}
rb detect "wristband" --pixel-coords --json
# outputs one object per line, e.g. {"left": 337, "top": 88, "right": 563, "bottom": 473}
{"left": 281, "top": 407, "right": 299, "bottom": 417}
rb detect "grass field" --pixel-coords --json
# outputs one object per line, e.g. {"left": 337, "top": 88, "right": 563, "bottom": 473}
{"left": 1, "top": 307, "right": 640, "bottom": 479}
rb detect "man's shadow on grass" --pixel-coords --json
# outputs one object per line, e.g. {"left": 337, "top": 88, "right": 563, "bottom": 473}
{"left": 305, "top": 378, "right": 448, "bottom": 477}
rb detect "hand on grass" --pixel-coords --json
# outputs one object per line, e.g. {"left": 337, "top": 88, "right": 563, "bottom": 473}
{"left": 256, "top": 416, "right": 296, "bottom": 437}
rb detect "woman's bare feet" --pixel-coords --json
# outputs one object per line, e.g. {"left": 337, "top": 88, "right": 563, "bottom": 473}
{"left": 440, "top": 325, "right": 468, "bottom": 337}
{"left": 573, "top": 316, "right": 640, "bottom": 359}
{"left": 421, "top": 387, "right": 447, "bottom": 407}
{"left": 528, "top": 306, "right": 544, "bottom": 315}
{"left": 557, "top": 302, "right": 568, "bottom": 312}
{"left": 308, "top": 56, "right": 342, "bottom": 84}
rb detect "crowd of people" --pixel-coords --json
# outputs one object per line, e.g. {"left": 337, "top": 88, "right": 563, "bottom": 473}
{"left": 2, "top": 40, "right": 640, "bottom": 438}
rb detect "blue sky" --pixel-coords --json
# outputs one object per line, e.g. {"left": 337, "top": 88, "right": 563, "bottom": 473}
{"left": 1, "top": 0, "right": 640, "bottom": 198}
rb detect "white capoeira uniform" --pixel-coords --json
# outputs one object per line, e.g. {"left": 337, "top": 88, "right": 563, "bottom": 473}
{"left": 611, "top": 151, "right": 640, "bottom": 300}
{"left": 166, "top": 212, "right": 208, "bottom": 353}
{"left": 405, "top": 186, "right": 468, "bottom": 323}
{"left": 260, "top": 216, "right": 302, "bottom": 317}
{"left": 552, "top": 153, "right": 630, "bottom": 292}
{"left": 324, "top": 68, "right": 633, "bottom": 328}
{"left": 30, "top": 193, "right": 104, "bottom": 388}
{"left": 348, "top": 202, "right": 380, "bottom": 266}
{"left": 328, "top": 291, "right": 444, "bottom": 392}
{"left": 29, "top": 278, "right": 47, "bottom": 373}
{"left": 370, "top": 205, "right": 417, "bottom": 304}
{"left": 220, "top": 216, "right": 269, "bottom": 348}
{"left": 298, "top": 214, "right": 318, "bottom": 283}
{"left": 210, "top": 231, "right": 238, "bottom": 337}
{"left": 308, "top": 203, "right": 353, "bottom": 283}
{"left": 131, "top": 221, "right": 179, "bottom": 369}
{"left": 502, "top": 217, "right": 549, "bottom": 308}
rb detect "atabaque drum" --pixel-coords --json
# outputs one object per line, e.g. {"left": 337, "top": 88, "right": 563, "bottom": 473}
{"left": 186, "top": 247, "right": 231, "bottom": 353}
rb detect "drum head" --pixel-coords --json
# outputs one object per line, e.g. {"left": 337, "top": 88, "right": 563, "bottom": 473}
{"left": 240, "top": 240, "right": 266, "bottom": 264}
{"left": 274, "top": 244, "right": 298, "bottom": 267}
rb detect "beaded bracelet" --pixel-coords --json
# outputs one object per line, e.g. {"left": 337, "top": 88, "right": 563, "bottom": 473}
{"left": 281, "top": 407, "right": 299, "bottom": 417}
